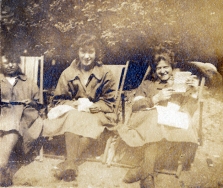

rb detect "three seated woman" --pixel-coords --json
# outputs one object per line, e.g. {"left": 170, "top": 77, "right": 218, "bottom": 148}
{"left": 0, "top": 33, "right": 200, "bottom": 187}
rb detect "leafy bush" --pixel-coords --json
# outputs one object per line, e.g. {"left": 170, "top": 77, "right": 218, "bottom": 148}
{"left": 1, "top": 0, "right": 223, "bottom": 65}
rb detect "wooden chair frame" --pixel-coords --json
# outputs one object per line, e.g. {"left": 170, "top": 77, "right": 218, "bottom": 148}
{"left": 20, "top": 56, "right": 44, "bottom": 104}
{"left": 102, "top": 65, "right": 151, "bottom": 166}
{"left": 20, "top": 56, "right": 45, "bottom": 161}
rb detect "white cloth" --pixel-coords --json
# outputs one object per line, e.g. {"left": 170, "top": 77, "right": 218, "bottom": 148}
{"left": 47, "top": 98, "right": 93, "bottom": 120}
{"left": 47, "top": 105, "right": 75, "bottom": 120}
{"left": 133, "top": 95, "right": 145, "bottom": 101}
{"left": 6, "top": 76, "right": 16, "bottom": 85}
{"left": 77, "top": 98, "right": 93, "bottom": 112}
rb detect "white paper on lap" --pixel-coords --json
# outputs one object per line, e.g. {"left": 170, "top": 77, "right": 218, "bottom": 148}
{"left": 156, "top": 105, "right": 189, "bottom": 129}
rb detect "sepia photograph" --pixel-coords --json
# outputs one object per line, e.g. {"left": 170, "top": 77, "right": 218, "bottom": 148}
{"left": 0, "top": 0, "right": 223, "bottom": 187}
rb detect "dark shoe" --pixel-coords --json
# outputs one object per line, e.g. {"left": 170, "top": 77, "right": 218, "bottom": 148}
{"left": 52, "top": 166, "right": 64, "bottom": 180}
{"left": 0, "top": 169, "right": 13, "bottom": 187}
{"left": 123, "top": 167, "right": 143, "bottom": 183}
{"left": 53, "top": 160, "right": 78, "bottom": 182}
{"left": 140, "top": 175, "right": 155, "bottom": 188}
{"left": 62, "top": 169, "right": 77, "bottom": 182}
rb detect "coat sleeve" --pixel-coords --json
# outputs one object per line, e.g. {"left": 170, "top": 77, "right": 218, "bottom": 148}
{"left": 180, "top": 95, "right": 198, "bottom": 117}
{"left": 132, "top": 81, "right": 155, "bottom": 111}
{"left": 31, "top": 81, "right": 40, "bottom": 102}
{"left": 28, "top": 79, "right": 41, "bottom": 109}
{"left": 53, "top": 72, "right": 73, "bottom": 102}
{"left": 94, "top": 70, "right": 116, "bottom": 113}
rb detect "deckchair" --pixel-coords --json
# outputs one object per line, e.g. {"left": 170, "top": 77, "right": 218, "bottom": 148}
{"left": 20, "top": 56, "right": 45, "bottom": 161}
{"left": 101, "top": 62, "right": 130, "bottom": 163}
{"left": 20, "top": 56, "right": 44, "bottom": 104}
{"left": 104, "top": 62, "right": 130, "bottom": 123}
{"left": 102, "top": 65, "right": 151, "bottom": 167}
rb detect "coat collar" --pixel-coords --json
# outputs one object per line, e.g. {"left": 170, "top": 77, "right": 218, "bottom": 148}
{"left": 17, "top": 73, "right": 27, "bottom": 81}
{"left": 69, "top": 59, "right": 104, "bottom": 81}
{"left": 0, "top": 68, "right": 27, "bottom": 82}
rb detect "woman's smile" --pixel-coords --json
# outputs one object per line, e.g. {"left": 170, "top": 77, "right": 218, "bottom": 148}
{"left": 1, "top": 56, "right": 19, "bottom": 76}
{"left": 79, "top": 45, "right": 96, "bottom": 69}
{"left": 156, "top": 60, "right": 173, "bottom": 81}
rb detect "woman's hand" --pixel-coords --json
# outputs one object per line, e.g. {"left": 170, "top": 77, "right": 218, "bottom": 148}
{"left": 186, "top": 75, "right": 199, "bottom": 88}
{"left": 184, "top": 75, "right": 199, "bottom": 98}
{"left": 72, "top": 100, "right": 79, "bottom": 108}
{"left": 21, "top": 99, "right": 32, "bottom": 105}
{"left": 89, "top": 104, "right": 101, "bottom": 113}
{"left": 152, "top": 88, "right": 174, "bottom": 104}
{"left": 20, "top": 99, "right": 39, "bottom": 108}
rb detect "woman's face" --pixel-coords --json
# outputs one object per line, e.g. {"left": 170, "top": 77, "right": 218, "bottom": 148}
{"left": 78, "top": 45, "right": 96, "bottom": 69}
{"left": 1, "top": 56, "right": 19, "bottom": 76}
{"left": 156, "top": 59, "right": 173, "bottom": 81}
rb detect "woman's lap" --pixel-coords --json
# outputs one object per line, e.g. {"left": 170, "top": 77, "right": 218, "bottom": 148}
{"left": 43, "top": 109, "right": 110, "bottom": 139}
{"left": 118, "top": 109, "right": 198, "bottom": 147}
{"left": 0, "top": 106, "right": 24, "bottom": 132}
{"left": 0, "top": 106, "right": 43, "bottom": 154}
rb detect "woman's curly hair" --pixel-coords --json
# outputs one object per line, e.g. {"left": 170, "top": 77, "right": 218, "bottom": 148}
{"left": 1, "top": 49, "right": 21, "bottom": 64}
{"left": 153, "top": 45, "right": 176, "bottom": 69}
{"left": 149, "top": 45, "right": 176, "bottom": 80}
{"left": 71, "top": 33, "right": 103, "bottom": 62}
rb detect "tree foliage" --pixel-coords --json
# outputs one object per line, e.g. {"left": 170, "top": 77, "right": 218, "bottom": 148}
{"left": 1, "top": 0, "right": 223, "bottom": 64}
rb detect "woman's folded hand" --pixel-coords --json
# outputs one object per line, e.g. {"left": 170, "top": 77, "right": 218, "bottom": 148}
{"left": 186, "top": 75, "right": 199, "bottom": 88}
{"left": 72, "top": 100, "right": 79, "bottom": 108}
{"left": 153, "top": 88, "right": 174, "bottom": 104}
{"left": 89, "top": 104, "right": 101, "bottom": 113}
{"left": 20, "top": 99, "right": 32, "bottom": 105}
{"left": 184, "top": 75, "right": 199, "bottom": 98}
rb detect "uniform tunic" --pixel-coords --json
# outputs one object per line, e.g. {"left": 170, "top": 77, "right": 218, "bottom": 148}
{"left": 118, "top": 78, "right": 199, "bottom": 147}
{"left": 0, "top": 72, "right": 43, "bottom": 153}
{"left": 43, "top": 60, "right": 116, "bottom": 139}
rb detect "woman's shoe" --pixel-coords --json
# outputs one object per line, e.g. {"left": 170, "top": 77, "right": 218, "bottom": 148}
{"left": 52, "top": 166, "right": 64, "bottom": 180}
{"left": 62, "top": 169, "right": 77, "bottom": 182}
{"left": 53, "top": 160, "right": 78, "bottom": 182}
{"left": 140, "top": 175, "right": 155, "bottom": 188}
{"left": 123, "top": 167, "right": 143, "bottom": 183}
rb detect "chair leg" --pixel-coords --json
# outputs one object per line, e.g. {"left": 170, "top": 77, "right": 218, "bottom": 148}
{"left": 36, "top": 137, "right": 44, "bottom": 162}
{"left": 39, "top": 146, "right": 43, "bottom": 162}
{"left": 102, "top": 135, "right": 120, "bottom": 167}
{"left": 175, "top": 154, "right": 184, "bottom": 178}
{"left": 106, "top": 136, "right": 119, "bottom": 167}
{"left": 175, "top": 162, "right": 182, "bottom": 178}
{"left": 102, "top": 136, "right": 113, "bottom": 164}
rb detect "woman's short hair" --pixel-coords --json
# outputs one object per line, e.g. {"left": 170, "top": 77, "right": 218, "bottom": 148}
{"left": 152, "top": 45, "right": 176, "bottom": 69}
{"left": 72, "top": 33, "right": 102, "bottom": 61}
{"left": 1, "top": 50, "right": 20, "bottom": 64}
